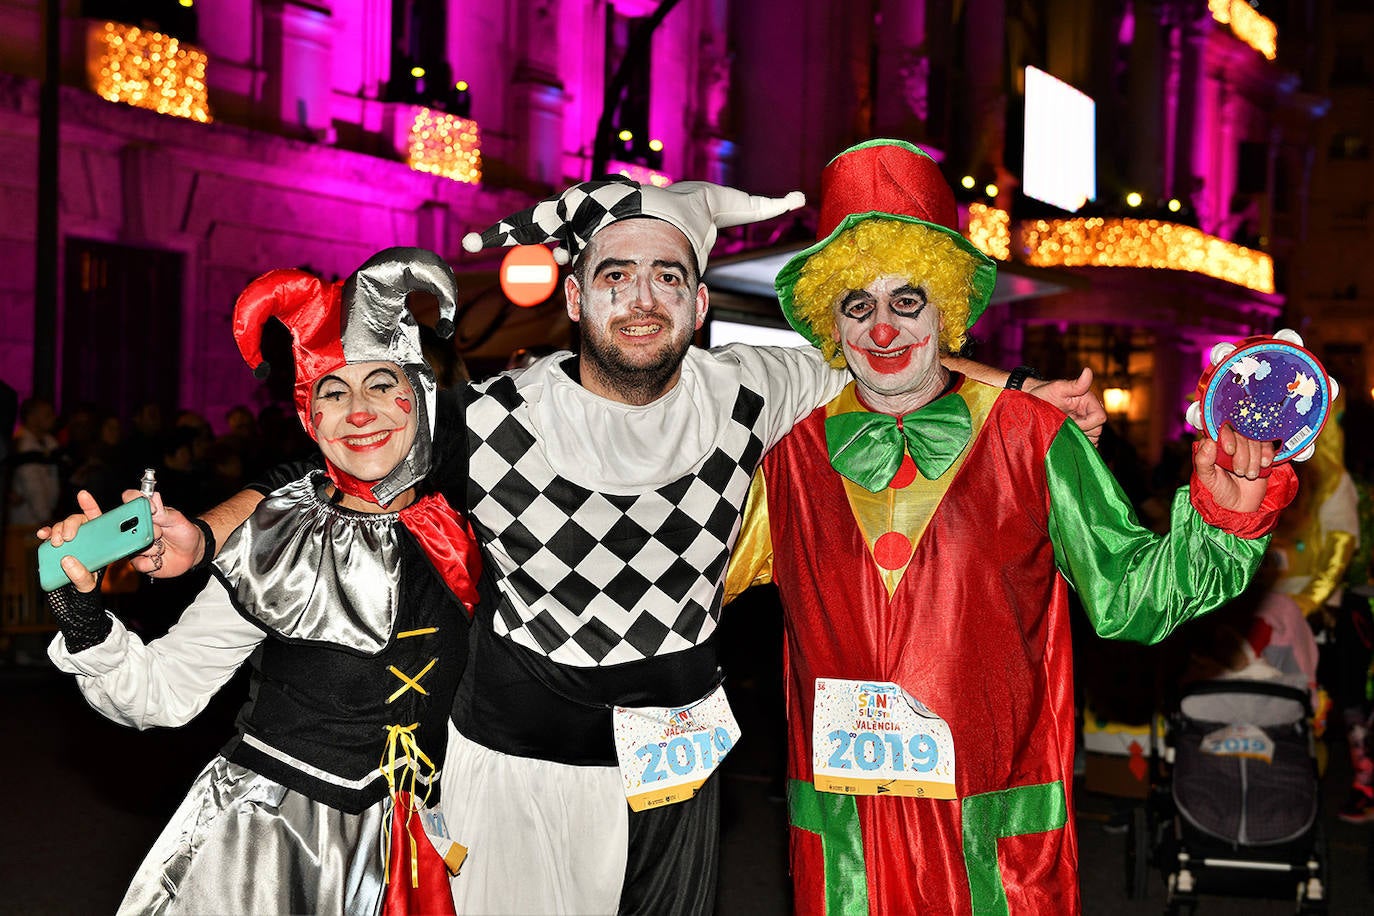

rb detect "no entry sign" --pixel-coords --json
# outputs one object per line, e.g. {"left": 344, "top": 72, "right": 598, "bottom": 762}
{"left": 500, "top": 244, "right": 559, "bottom": 307}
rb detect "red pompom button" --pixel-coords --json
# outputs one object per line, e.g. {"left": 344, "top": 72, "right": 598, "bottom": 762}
{"left": 889, "top": 454, "right": 918, "bottom": 489}
{"left": 873, "top": 531, "right": 912, "bottom": 570}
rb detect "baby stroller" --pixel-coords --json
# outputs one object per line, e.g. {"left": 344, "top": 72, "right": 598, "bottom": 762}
{"left": 1127, "top": 677, "right": 1328, "bottom": 914}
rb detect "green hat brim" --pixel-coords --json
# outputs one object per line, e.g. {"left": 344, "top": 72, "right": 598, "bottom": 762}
{"left": 774, "top": 211, "right": 998, "bottom": 350}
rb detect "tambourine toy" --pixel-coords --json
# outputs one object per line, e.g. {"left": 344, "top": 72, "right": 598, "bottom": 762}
{"left": 1185, "top": 329, "right": 1338, "bottom": 475}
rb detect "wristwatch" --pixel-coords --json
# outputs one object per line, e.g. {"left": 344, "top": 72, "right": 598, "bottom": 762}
{"left": 1005, "top": 366, "right": 1042, "bottom": 391}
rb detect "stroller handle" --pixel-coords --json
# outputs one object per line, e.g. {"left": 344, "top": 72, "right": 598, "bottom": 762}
{"left": 1177, "top": 678, "right": 1313, "bottom": 717}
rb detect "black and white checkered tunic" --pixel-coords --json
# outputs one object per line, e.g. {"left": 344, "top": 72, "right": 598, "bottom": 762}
{"left": 463, "top": 346, "right": 844, "bottom": 668}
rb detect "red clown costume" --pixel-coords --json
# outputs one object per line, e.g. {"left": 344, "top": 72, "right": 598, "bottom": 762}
{"left": 724, "top": 140, "right": 1297, "bottom": 915}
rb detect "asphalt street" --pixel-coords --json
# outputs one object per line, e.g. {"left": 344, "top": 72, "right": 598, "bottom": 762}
{"left": 4, "top": 601, "right": 1373, "bottom": 914}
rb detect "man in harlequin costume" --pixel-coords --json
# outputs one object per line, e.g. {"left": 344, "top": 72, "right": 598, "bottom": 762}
{"left": 723, "top": 140, "right": 1299, "bottom": 916}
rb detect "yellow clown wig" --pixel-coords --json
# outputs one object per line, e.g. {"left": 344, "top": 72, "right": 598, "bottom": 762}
{"left": 790, "top": 219, "right": 981, "bottom": 367}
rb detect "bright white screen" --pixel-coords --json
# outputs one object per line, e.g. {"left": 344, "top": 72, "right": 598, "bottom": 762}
{"left": 708, "top": 319, "right": 810, "bottom": 349}
{"left": 1023, "top": 66, "right": 1096, "bottom": 212}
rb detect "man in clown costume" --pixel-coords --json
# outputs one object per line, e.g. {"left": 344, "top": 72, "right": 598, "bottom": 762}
{"left": 723, "top": 140, "right": 1298, "bottom": 916}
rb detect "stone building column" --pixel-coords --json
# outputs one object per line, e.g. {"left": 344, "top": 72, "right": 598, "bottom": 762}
{"left": 694, "top": 0, "right": 734, "bottom": 184}
{"left": 512, "top": 0, "right": 563, "bottom": 188}
{"left": 963, "top": 0, "right": 1008, "bottom": 192}
{"left": 1127, "top": 0, "right": 1165, "bottom": 200}
{"left": 873, "top": 0, "right": 929, "bottom": 141}
{"left": 262, "top": 0, "right": 336, "bottom": 137}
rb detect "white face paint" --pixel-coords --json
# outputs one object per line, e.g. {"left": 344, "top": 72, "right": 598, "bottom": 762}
{"left": 565, "top": 219, "right": 709, "bottom": 404}
{"left": 831, "top": 274, "right": 946, "bottom": 411}
{"left": 310, "top": 361, "right": 418, "bottom": 482}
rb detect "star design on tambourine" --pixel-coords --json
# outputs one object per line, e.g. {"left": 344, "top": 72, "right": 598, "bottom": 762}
{"left": 1184, "top": 329, "right": 1338, "bottom": 465}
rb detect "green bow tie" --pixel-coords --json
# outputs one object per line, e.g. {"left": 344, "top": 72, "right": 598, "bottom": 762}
{"left": 825, "top": 394, "right": 972, "bottom": 492}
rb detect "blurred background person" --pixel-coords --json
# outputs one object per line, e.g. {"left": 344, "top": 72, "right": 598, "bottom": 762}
{"left": 8, "top": 397, "right": 60, "bottom": 529}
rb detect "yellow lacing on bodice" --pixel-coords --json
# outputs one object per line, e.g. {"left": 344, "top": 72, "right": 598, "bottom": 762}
{"left": 380, "top": 627, "right": 441, "bottom": 890}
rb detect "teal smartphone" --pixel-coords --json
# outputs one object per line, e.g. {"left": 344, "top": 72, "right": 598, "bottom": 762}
{"left": 37, "top": 498, "right": 155, "bottom": 592}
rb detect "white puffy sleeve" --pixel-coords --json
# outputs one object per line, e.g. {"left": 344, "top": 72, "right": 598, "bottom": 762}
{"left": 715, "top": 344, "right": 849, "bottom": 450}
{"left": 47, "top": 577, "right": 265, "bottom": 730}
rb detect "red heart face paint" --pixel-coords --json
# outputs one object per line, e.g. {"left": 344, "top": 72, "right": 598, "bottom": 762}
{"left": 311, "top": 361, "right": 417, "bottom": 482}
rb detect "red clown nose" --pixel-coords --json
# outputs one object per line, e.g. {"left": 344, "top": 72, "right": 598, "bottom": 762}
{"left": 871, "top": 323, "right": 899, "bottom": 347}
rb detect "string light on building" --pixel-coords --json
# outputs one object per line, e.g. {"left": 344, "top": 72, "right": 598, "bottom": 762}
{"left": 90, "top": 21, "right": 211, "bottom": 123}
{"left": 966, "top": 203, "right": 1011, "bottom": 261}
{"left": 1125, "top": 191, "right": 1143, "bottom": 208}
{"left": 407, "top": 107, "right": 482, "bottom": 184}
{"left": 984, "top": 183, "right": 999, "bottom": 199}
{"left": 1209, "top": 0, "right": 1277, "bottom": 60}
{"left": 1019, "top": 217, "right": 1275, "bottom": 294}
{"left": 961, "top": 175, "right": 976, "bottom": 190}
{"left": 609, "top": 160, "right": 673, "bottom": 187}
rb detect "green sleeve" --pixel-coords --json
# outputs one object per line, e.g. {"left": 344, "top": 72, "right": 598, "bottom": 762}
{"left": 1044, "top": 423, "right": 1268, "bottom": 645}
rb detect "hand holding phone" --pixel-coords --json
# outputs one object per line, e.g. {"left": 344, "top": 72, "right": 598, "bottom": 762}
{"left": 37, "top": 495, "right": 155, "bottom": 592}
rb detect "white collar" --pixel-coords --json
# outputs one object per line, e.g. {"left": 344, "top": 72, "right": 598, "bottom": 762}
{"left": 515, "top": 349, "right": 744, "bottom": 493}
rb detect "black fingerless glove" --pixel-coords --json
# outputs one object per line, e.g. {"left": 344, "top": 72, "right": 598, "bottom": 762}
{"left": 46, "top": 579, "right": 112, "bottom": 653}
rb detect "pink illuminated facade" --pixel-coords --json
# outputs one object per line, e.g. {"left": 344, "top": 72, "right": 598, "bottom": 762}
{"left": 724, "top": 0, "right": 1332, "bottom": 462}
{"left": 0, "top": 0, "right": 1362, "bottom": 462}
{"left": 1289, "top": 1, "right": 1374, "bottom": 426}
{"left": 0, "top": 0, "right": 736, "bottom": 426}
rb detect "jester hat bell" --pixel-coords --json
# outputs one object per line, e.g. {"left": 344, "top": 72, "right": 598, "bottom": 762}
{"left": 462, "top": 176, "right": 806, "bottom": 275}
{"left": 774, "top": 139, "right": 997, "bottom": 349}
{"left": 231, "top": 247, "right": 460, "bottom": 506}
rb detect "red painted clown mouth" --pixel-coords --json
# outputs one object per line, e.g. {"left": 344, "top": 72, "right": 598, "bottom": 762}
{"left": 856, "top": 334, "right": 931, "bottom": 374}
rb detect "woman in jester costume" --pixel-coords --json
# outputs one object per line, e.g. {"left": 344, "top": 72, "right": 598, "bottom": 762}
{"left": 41, "top": 249, "right": 483, "bottom": 915}
{"left": 723, "top": 140, "right": 1298, "bottom": 915}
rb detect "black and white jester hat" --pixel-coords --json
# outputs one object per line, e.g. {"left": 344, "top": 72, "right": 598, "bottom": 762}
{"left": 461, "top": 175, "right": 805, "bottom": 274}
{"left": 233, "top": 246, "right": 459, "bottom": 507}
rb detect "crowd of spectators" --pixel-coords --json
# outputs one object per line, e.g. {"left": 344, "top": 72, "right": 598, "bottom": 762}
{"left": 7, "top": 398, "right": 317, "bottom": 526}
{"left": 2, "top": 396, "right": 318, "bottom": 642}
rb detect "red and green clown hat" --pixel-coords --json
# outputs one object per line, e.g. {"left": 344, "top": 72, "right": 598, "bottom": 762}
{"left": 774, "top": 139, "right": 997, "bottom": 349}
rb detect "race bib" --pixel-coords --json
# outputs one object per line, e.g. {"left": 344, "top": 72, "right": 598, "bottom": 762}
{"left": 1201, "top": 723, "right": 1275, "bottom": 764}
{"left": 812, "top": 678, "right": 957, "bottom": 798}
{"left": 613, "top": 683, "right": 740, "bottom": 812}
{"left": 417, "top": 804, "right": 468, "bottom": 876}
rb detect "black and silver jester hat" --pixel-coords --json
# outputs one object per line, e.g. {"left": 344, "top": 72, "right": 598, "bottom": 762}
{"left": 233, "top": 246, "right": 459, "bottom": 507}
{"left": 461, "top": 175, "right": 805, "bottom": 273}
{"left": 340, "top": 247, "right": 459, "bottom": 506}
